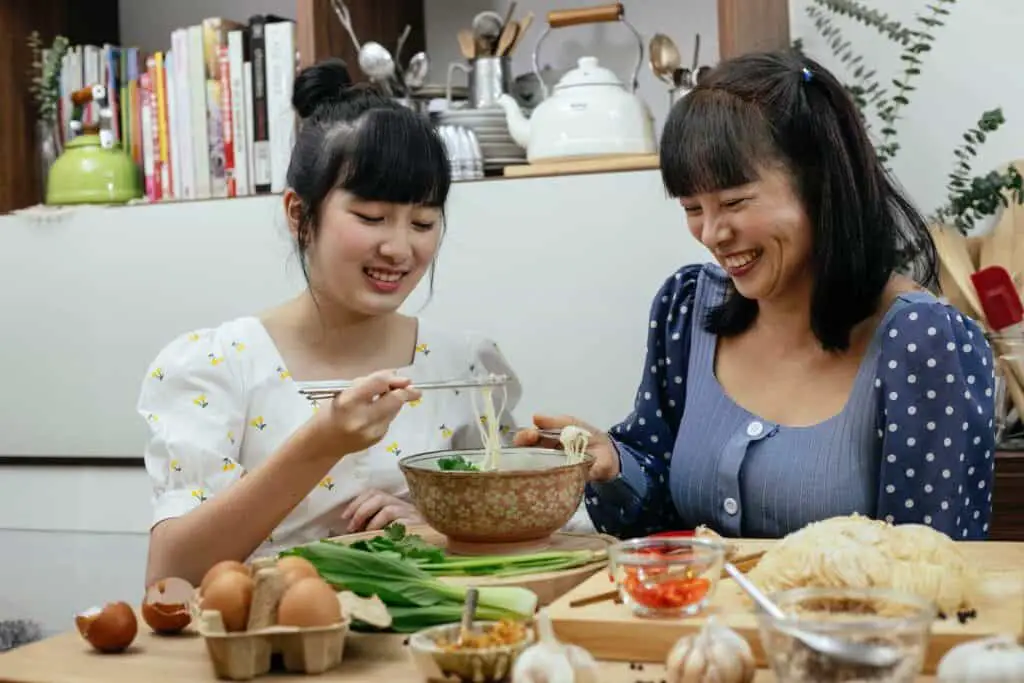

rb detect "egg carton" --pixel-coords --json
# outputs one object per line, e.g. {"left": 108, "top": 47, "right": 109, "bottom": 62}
{"left": 199, "top": 614, "right": 350, "bottom": 680}
{"left": 197, "top": 562, "right": 350, "bottom": 681}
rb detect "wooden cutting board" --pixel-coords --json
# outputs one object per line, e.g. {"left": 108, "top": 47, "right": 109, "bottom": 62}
{"left": 502, "top": 153, "right": 659, "bottom": 178}
{"left": 546, "top": 540, "right": 1024, "bottom": 674}
{"left": 331, "top": 526, "right": 614, "bottom": 606}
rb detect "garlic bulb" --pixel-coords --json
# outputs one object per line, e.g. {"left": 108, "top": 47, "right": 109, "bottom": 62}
{"left": 937, "top": 634, "right": 1024, "bottom": 682}
{"left": 666, "top": 617, "right": 756, "bottom": 683}
{"left": 512, "top": 609, "right": 600, "bottom": 683}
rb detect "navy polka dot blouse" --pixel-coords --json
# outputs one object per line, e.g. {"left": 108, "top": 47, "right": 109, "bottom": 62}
{"left": 584, "top": 264, "right": 997, "bottom": 541}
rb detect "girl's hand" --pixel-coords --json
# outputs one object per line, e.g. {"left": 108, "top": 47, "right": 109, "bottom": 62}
{"left": 316, "top": 369, "right": 421, "bottom": 455}
{"left": 340, "top": 489, "right": 423, "bottom": 533}
{"left": 513, "top": 414, "right": 621, "bottom": 482}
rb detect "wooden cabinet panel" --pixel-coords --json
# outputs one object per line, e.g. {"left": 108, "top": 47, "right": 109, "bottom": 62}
{"left": 717, "top": 0, "right": 791, "bottom": 60}
{"left": 990, "top": 451, "right": 1024, "bottom": 541}
{"left": 295, "top": 0, "right": 425, "bottom": 79}
{"left": 0, "top": 0, "right": 118, "bottom": 213}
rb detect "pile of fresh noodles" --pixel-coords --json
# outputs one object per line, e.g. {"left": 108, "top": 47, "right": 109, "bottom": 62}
{"left": 470, "top": 383, "right": 591, "bottom": 472}
{"left": 745, "top": 514, "right": 978, "bottom": 617}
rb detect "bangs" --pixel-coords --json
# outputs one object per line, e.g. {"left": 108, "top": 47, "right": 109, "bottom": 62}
{"left": 331, "top": 108, "right": 450, "bottom": 207}
{"left": 660, "top": 90, "right": 779, "bottom": 198}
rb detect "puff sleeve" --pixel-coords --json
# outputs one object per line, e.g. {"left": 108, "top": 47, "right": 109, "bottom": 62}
{"left": 137, "top": 327, "right": 248, "bottom": 529}
{"left": 875, "top": 301, "right": 997, "bottom": 539}
{"left": 584, "top": 264, "right": 703, "bottom": 538}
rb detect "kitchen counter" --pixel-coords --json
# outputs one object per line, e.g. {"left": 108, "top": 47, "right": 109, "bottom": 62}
{"left": 0, "top": 626, "right": 938, "bottom": 682}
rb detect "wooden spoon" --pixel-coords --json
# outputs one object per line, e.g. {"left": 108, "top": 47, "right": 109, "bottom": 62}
{"left": 457, "top": 28, "right": 475, "bottom": 60}
{"left": 496, "top": 20, "right": 519, "bottom": 56}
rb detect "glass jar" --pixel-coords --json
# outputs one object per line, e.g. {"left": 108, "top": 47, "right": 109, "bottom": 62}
{"left": 988, "top": 333, "right": 1024, "bottom": 450}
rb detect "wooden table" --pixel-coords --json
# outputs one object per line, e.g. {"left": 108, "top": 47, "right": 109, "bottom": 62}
{"left": 0, "top": 626, "right": 937, "bottom": 682}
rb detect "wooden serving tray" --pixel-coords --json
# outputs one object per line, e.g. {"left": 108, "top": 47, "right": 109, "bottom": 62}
{"left": 330, "top": 526, "right": 615, "bottom": 606}
{"left": 546, "top": 539, "right": 1024, "bottom": 674}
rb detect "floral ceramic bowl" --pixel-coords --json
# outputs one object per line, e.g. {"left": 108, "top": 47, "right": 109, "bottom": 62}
{"left": 398, "top": 448, "right": 593, "bottom": 553}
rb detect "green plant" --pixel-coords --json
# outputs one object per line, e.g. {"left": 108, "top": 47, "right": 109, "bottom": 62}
{"left": 27, "top": 31, "right": 70, "bottom": 123}
{"left": 799, "top": 0, "right": 1023, "bottom": 234}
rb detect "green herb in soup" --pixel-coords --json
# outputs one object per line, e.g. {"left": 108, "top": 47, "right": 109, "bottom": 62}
{"left": 437, "top": 454, "right": 479, "bottom": 471}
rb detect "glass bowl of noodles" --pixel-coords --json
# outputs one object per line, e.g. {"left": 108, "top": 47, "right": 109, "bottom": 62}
{"left": 398, "top": 446, "right": 594, "bottom": 555}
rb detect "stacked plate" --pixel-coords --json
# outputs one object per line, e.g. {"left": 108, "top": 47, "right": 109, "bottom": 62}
{"left": 434, "top": 105, "right": 528, "bottom": 170}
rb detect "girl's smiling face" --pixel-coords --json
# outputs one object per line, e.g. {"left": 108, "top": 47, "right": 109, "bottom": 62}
{"left": 289, "top": 188, "right": 442, "bottom": 318}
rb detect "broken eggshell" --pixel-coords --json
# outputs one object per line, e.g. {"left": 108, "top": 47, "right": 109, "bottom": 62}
{"left": 142, "top": 577, "right": 197, "bottom": 634}
{"left": 75, "top": 601, "right": 138, "bottom": 653}
{"left": 337, "top": 591, "right": 392, "bottom": 629}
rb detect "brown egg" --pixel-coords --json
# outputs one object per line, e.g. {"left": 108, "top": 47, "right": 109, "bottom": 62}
{"left": 276, "top": 556, "right": 320, "bottom": 587}
{"left": 277, "top": 577, "right": 342, "bottom": 628}
{"left": 199, "top": 560, "right": 250, "bottom": 596}
{"left": 75, "top": 602, "right": 138, "bottom": 653}
{"left": 141, "top": 577, "right": 196, "bottom": 634}
{"left": 200, "top": 571, "right": 254, "bottom": 632}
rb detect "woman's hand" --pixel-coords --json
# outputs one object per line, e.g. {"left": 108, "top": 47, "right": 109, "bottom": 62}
{"left": 314, "top": 369, "right": 421, "bottom": 456}
{"left": 513, "top": 414, "right": 621, "bottom": 482}
{"left": 340, "top": 489, "right": 423, "bottom": 533}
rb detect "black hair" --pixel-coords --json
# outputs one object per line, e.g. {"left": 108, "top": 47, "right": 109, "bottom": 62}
{"left": 660, "top": 50, "right": 938, "bottom": 352}
{"left": 287, "top": 58, "right": 451, "bottom": 289}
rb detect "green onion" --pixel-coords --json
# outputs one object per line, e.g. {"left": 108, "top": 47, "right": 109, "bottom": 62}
{"left": 416, "top": 549, "right": 607, "bottom": 577}
{"left": 282, "top": 541, "right": 538, "bottom": 629}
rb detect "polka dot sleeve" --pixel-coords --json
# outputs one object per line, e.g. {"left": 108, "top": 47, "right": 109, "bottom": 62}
{"left": 584, "top": 264, "right": 703, "bottom": 538}
{"left": 875, "top": 302, "right": 996, "bottom": 539}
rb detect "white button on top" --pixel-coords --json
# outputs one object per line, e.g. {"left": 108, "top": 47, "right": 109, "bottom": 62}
{"left": 723, "top": 497, "right": 739, "bottom": 515}
{"left": 746, "top": 421, "right": 764, "bottom": 437}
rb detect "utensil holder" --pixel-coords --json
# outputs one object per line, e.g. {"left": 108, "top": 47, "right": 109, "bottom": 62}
{"left": 446, "top": 56, "right": 512, "bottom": 109}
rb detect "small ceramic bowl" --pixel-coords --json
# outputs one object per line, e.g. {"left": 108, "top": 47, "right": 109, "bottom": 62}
{"left": 398, "top": 448, "right": 593, "bottom": 554}
{"left": 407, "top": 620, "right": 535, "bottom": 683}
{"left": 608, "top": 537, "right": 727, "bottom": 618}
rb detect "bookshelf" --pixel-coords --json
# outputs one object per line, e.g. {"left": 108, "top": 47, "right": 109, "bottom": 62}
{"left": 1, "top": 0, "right": 790, "bottom": 214}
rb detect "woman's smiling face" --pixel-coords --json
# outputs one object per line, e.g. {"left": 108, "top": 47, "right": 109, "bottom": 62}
{"left": 679, "top": 166, "right": 813, "bottom": 302}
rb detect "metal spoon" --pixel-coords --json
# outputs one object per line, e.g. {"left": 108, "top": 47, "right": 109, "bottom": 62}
{"left": 404, "top": 51, "right": 429, "bottom": 91}
{"left": 457, "top": 587, "right": 479, "bottom": 647}
{"left": 649, "top": 34, "right": 682, "bottom": 86}
{"left": 723, "top": 563, "right": 903, "bottom": 669}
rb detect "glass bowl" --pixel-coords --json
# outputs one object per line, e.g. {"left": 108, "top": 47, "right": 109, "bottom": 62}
{"left": 756, "top": 587, "right": 937, "bottom": 683}
{"left": 608, "top": 537, "right": 727, "bottom": 618}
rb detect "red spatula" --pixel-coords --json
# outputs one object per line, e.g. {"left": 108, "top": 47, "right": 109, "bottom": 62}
{"left": 971, "top": 265, "right": 1024, "bottom": 335}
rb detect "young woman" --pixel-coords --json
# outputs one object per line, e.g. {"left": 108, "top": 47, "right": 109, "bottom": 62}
{"left": 516, "top": 51, "right": 996, "bottom": 541}
{"left": 138, "top": 59, "right": 522, "bottom": 587}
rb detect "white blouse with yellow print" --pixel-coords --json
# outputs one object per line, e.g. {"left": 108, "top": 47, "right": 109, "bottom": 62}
{"left": 138, "top": 316, "right": 593, "bottom": 558}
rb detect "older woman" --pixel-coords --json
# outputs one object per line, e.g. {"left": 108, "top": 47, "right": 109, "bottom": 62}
{"left": 516, "top": 51, "right": 996, "bottom": 541}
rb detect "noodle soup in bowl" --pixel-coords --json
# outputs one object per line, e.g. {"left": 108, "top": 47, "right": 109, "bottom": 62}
{"left": 398, "top": 447, "right": 594, "bottom": 555}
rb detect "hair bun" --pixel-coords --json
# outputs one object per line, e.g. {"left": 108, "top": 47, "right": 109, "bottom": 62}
{"left": 292, "top": 58, "right": 354, "bottom": 118}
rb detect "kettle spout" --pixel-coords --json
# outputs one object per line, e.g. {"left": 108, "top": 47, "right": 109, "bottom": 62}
{"left": 496, "top": 94, "right": 530, "bottom": 150}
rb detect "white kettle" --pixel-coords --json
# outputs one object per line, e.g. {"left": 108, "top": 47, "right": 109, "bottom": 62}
{"left": 495, "top": 4, "right": 656, "bottom": 163}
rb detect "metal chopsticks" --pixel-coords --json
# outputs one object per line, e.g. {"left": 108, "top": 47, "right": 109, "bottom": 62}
{"left": 296, "top": 373, "right": 511, "bottom": 402}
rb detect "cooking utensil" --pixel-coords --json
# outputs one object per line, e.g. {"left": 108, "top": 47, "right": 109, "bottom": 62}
{"left": 297, "top": 374, "right": 511, "bottom": 402}
{"left": 447, "top": 55, "right": 512, "bottom": 109}
{"left": 970, "top": 265, "right": 1024, "bottom": 431}
{"left": 457, "top": 28, "right": 476, "bottom": 60}
{"left": 457, "top": 587, "right": 479, "bottom": 647}
{"left": 726, "top": 563, "right": 904, "bottom": 669}
{"left": 358, "top": 40, "right": 396, "bottom": 85}
{"left": 404, "top": 51, "right": 429, "bottom": 91}
{"left": 496, "top": 20, "right": 519, "bottom": 56}
{"left": 648, "top": 33, "right": 681, "bottom": 86}
{"left": 510, "top": 12, "right": 535, "bottom": 53}
{"left": 329, "top": 0, "right": 362, "bottom": 51}
{"left": 501, "top": 1, "right": 519, "bottom": 31}
{"left": 472, "top": 10, "right": 504, "bottom": 55}
{"left": 691, "top": 33, "right": 701, "bottom": 71}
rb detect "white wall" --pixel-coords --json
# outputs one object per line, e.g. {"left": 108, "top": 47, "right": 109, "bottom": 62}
{"left": 790, "top": 0, "right": 1024, "bottom": 218}
{"left": 0, "top": 170, "right": 706, "bottom": 633}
